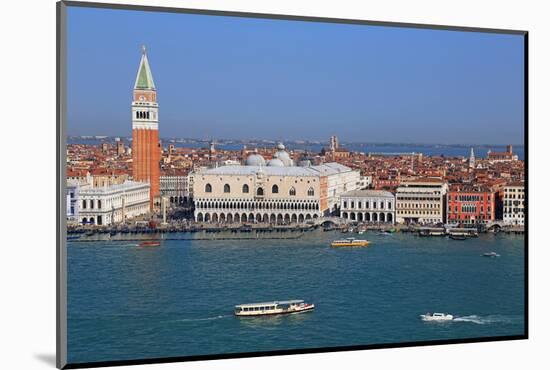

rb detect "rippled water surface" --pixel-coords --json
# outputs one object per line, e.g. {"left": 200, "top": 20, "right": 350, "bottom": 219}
{"left": 67, "top": 230, "right": 525, "bottom": 364}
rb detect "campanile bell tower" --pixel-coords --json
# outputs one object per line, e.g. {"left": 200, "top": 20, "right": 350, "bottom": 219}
{"left": 132, "top": 45, "right": 160, "bottom": 210}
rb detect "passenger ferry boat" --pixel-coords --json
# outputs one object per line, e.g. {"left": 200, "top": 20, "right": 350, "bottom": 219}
{"left": 234, "top": 300, "right": 315, "bottom": 316}
{"left": 330, "top": 237, "right": 370, "bottom": 247}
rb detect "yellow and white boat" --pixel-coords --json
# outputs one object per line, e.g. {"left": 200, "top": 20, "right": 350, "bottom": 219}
{"left": 330, "top": 237, "right": 370, "bottom": 247}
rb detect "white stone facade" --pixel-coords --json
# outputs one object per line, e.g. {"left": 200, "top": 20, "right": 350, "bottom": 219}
{"left": 78, "top": 181, "right": 150, "bottom": 226}
{"left": 503, "top": 183, "right": 525, "bottom": 225}
{"left": 160, "top": 175, "right": 189, "bottom": 205}
{"left": 193, "top": 165, "right": 322, "bottom": 224}
{"left": 395, "top": 179, "right": 448, "bottom": 224}
{"left": 320, "top": 163, "right": 361, "bottom": 214}
{"left": 340, "top": 190, "right": 395, "bottom": 224}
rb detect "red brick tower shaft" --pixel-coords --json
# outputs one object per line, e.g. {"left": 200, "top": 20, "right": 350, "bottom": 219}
{"left": 132, "top": 46, "right": 160, "bottom": 210}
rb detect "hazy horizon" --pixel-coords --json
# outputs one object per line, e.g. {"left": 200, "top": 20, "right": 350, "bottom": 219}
{"left": 68, "top": 134, "right": 524, "bottom": 148}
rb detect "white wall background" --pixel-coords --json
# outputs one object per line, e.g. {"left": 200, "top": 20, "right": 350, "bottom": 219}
{"left": 1, "top": 0, "right": 547, "bottom": 369}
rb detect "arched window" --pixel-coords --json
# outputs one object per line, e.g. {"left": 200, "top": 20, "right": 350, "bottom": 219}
{"left": 98, "top": 200, "right": 102, "bottom": 209}
{"left": 289, "top": 187, "right": 296, "bottom": 196}
{"left": 272, "top": 184, "right": 279, "bottom": 194}
{"left": 205, "top": 183, "right": 212, "bottom": 193}
{"left": 136, "top": 111, "right": 139, "bottom": 119}
{"left": 82, "top": 200, "right": 87, "bottom": 209}
{"left": 224, "top": 184, "right": 231, "bottom": 193}
{"left": 242, "top": 184, "right": 249, "bottom": 193}
{"left": 307, "top": 187, "right": 314, "bottom": 196}
{"left": 257, "top": 187, "right": 264, "bottom": 196}
{"left": 146, "top": 111, "right": 150, "bottom": 119}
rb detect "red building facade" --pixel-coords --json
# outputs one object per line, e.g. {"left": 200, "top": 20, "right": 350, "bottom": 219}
{"left": 447, "top": 185, "right": 495, "bottom": 224}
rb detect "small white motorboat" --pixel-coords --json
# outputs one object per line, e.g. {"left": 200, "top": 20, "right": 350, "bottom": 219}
{"left": 420, "top": 312, "right": 454, "bottom": 321}
{"left": 482, "top": 252, "right": 500, "bottom": 258}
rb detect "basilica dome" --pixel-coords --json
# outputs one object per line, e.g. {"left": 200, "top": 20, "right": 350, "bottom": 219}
{"left": 245, "top": 153, "right": 266, "bottom": 166}
{"left": 267, "top": 158, "right": 285, "bottom": 167}
{"left": 274, "top": 143, "right": 293, "bottom": 166}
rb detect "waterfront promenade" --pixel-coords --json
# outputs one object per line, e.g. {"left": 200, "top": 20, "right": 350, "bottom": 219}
{"left": 67, "top": 219, "right": 524, "bottom": 238}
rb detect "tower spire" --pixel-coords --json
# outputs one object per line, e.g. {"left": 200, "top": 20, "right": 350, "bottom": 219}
{"left": 134, "top": 45, "right": 156, "bottom": 90}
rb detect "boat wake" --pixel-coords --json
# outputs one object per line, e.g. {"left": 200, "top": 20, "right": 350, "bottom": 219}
{"left": 171, "top": 315, "right": 230, "bottom": 323}
{"left": 452, "top": 315, "right": 519, "bottom": 325}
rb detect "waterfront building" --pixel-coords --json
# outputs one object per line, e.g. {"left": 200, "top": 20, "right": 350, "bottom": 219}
{"left": 487, "top": 145, "right": 518, "bottom": 162}
{"left": 446, "top": 185, "right": 495, "bottom": 225}
{"left": 160, "top": 171, "right": 190, "bottom": 206}
{"left": 503, "top": 181, "right": 525, "bottom": 225}
{"left": 395, "top": 178, "right": 448, "bottom": 224}
{"left": 192, "top": 144, "right": 359, "bottom": 223}
{"left": 132, "top": 46, "right": 160, "bottom": 209}
{"left": 77, "top": 181, "right": 150, "bottom": 226}
{"left": 66, "top": 179, "right": 91, "bottom": 223}
{"left": 320, "top": 162, "right": 361, "bottom": 213}
{"left": 340, "top": 190, "right": 395, "bottom": 224}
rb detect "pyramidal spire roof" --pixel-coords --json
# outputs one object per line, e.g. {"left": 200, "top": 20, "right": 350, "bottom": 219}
{"left": 134, "top": 45, "right": 156, "bottom": 90}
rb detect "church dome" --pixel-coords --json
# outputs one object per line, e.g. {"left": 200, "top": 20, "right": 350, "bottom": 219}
{"left": 267, "top": 158, "right": 285, "bottom": 167}
{"left": 276, "top": 151, "right": 293, "bottom": 166}
{"left": 245, "top": 153, "right": 266, "bottom": 166}
{"left": 273, "top": 142, "right": 293, "bottom": 166}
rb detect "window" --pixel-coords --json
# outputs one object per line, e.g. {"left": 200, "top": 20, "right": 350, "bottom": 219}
{"left": 257, "top": 187, "right": 264, "bottom": 196}
{"left": 242, "top": 184, "right": 249, "bottom": 193}
{"left": 272, "top": 184, "right": 279, "bottom": 194}
{"left": 307, "top": 187, "right": 314, "bottom": 196}
{"left": 289, "top": 187, "right": 296, "bottom": 196}
{"left": 98, "top": 200, "right": 102, "bottom": 209}
{"left": 205, "top": 183, "right": 212, "bottom": 193}
{"left": 82, "top": 200, "right": 87, "bottom": 209}
{"left": 224, "top": 184, "right": 231, "bottom": 193}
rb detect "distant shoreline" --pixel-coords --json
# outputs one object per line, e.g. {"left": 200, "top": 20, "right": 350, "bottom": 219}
{"left": 67, "top": 136, "right": 524, "bottom": 149}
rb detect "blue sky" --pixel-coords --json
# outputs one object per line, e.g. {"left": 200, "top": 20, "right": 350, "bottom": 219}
{"left": 67, "top": 6, "right": 525, "bottom": 144}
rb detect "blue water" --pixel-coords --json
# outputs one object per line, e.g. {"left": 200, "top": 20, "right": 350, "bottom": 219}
{"left": 67, "top": 137, "right": 525, "bottom": 160}
{"left": 67, "top": 231, "right": 525, "bottom": 364}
